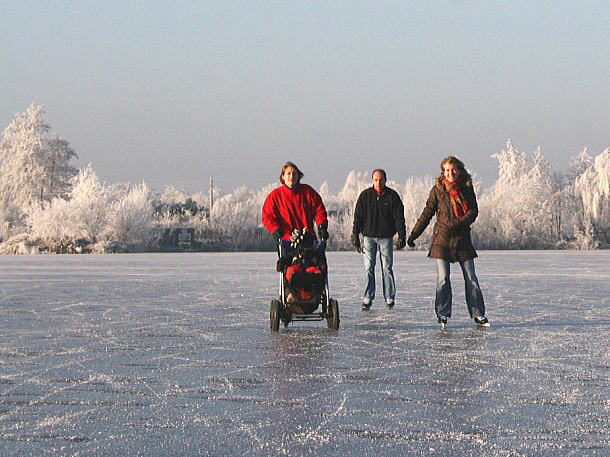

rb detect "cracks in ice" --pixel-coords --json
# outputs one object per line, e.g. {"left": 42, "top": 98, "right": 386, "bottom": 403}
{"left": 0, "top": 251, "right": 608, "bottom": 455}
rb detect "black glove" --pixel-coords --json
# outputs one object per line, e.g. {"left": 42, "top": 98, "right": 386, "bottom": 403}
{"left": 318, "top": 224, "right": 329, "bottom": 241}
{"left": 351, "top": 234, "right": 362, "bottom": 253}
{"left": 395, "top": 238, "right": 406, "bottom": 250}
{"left": 272, "top": 229, "right": 283, "bottom": 241}
{"left": 407, "top": 236, "right": 415, "bottom": 248}
{"left": 276, "top": 255, "right": 290, "bottom": 272}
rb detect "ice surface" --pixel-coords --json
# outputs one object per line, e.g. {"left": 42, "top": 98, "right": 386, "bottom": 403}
{"left": 0, "top": 251, "right": 608, "bottom": 456}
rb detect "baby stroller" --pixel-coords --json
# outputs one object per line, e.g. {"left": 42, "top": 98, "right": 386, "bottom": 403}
{"left": 270, "top": 229, "right": 339, "bottom": 331}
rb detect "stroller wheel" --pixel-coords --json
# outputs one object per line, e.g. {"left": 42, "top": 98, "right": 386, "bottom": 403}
{"left": 270, "top": 299, "right": 280, "bottom": 332}
{"left": 327, "top": 298, "right": 340, "bottom": 330}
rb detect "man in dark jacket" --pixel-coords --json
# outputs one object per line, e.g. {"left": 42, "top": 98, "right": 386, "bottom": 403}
{"left": 351, "top": 169, "right": 406, "bottom": 310}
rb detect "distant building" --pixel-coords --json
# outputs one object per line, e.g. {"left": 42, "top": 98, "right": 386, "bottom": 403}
{"left": 160, "top": 228, "right": 196, "bottom": 251}
{"left": 596, "top": 226, "right": 610, "bottom": 248}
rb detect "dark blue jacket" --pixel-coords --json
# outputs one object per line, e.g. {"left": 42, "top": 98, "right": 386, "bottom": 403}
{"left": 352, "top": 187, "right": 406, "bottom": 240}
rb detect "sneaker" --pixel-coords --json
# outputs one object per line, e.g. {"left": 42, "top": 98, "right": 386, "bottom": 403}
{"left": 474, "top": 316, "right": 490, "bottom": 327}
{"left": 362, "top": 300, "right": 372, "bottom": 310}
{"left": 438, "top": 316, "right": 448, "bottom": 329}
{"left": 386, "top": 300, "right": 395, "bottom": 308}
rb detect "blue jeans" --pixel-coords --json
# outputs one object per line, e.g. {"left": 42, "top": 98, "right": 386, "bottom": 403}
{"left": 362, "top": 237, "right": 395, "bottom": 303}
{"left": 435, "top": 258, "right": 485, "bottom": 319}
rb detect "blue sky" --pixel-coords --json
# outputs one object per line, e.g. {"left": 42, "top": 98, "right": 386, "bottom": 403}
{"left": 2, "top": 1, "right": 609, "bottom": 193}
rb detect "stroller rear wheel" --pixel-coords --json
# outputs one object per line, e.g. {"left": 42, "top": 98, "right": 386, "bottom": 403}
{"left": 327, "top": 298, "right": 340, "bottom": 330}
{"left": 270, "top": 299, "right": 280, "bottom": 332}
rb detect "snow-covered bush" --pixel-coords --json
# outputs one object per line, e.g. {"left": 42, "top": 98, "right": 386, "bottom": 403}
{"left": 0, "top": 233, "right": 42, "bottom": 254}
{"left": 105, "top": 183, "right": 154, "bottom": 245}
{"left": 211, "top": 185, "right": 274, "bottom": 251}
{"left": 27, "top": 197, "right": 73, "bottom": 242}
{"left": 69, "top": 165, "right": 109, "bottom": 242}
{"left": 27, "top": 165, "right": 108, "bottom": 249}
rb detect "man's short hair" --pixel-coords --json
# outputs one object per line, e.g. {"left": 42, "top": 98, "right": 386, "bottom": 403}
{"left": 371, "top": 169, "right": 387, "bottom": 180}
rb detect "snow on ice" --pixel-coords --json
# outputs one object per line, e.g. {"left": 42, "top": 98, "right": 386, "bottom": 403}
{"left": 0, "top": 251, "right": 608, "bottom": 456}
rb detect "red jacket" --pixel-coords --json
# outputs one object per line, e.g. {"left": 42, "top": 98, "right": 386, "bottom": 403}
{"left": 262, "top": 184, "right": 328, "bottom": 240}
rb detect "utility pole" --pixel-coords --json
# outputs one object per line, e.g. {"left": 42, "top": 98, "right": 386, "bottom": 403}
{"left": 209, "top": 177, "right": 214, "bottom": 223}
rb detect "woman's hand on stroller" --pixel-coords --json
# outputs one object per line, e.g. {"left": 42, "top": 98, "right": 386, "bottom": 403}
{"left": 276, "top": 255, "right": 290, "bottom": 272}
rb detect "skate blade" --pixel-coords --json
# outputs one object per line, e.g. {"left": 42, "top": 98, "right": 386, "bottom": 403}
{"left": 477, "top": 322, "right": 491, "bottom": 328}
{"left": 439, "top": 323, "right": 446, "bottom": 329}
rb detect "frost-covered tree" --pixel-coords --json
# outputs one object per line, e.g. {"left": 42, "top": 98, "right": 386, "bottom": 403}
{"left": 0, "top": 105, "right": 77, "bottom": 220}
{"left": 493, "top": 140, "right": 528, "bottom": 183}
{"left": 211, "top": 185, "right": 269, "bottom": 250}
{"left": 402, "top": 176, "right": 436, "bottom": 249}
{"left": 325, "top": 171, "right": 368, "bottom": 249}
{"left": 152, "top": 185, "right": 211, "bottom": 229}
{"left": 551, "top": 148, "right": 594, "bottom": 245}
{"left": 43, "top": 136, "right": 77, "bottom": 200}
{"left": 327, "top": 206, "right": 354, "bottom": 250}
{"left": 574, "top": 148, "right": 610, "bottom": 245}
{"left": 159, "top": 185, "right": 188, "bottom": 205}
{"left": 477, "top": 142, "right": 555, "bottom": 248}
{"left": 191, "top": 191, "right": 208, "bottom": 209}
{"left": 319, "top": 180, "right": 331, "bottom": 203}
{"left": 105, "top": 183, "right": 154, "bottom": 244}
{"left": 520, "top": 147, "right": 554, "bottom": 245}
{"left": 567, "top": 148, "right": 594, "bottom": 181}
{"left": 337, "top": 170, "right": 368, "bottom": 205}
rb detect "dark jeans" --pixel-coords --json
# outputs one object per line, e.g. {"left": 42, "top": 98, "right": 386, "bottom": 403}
{"left": 435, "top": 258, "right": 485, "bottom": 319}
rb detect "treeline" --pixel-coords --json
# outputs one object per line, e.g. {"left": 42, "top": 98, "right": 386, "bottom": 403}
{"left": 0, "top": 105, "right": 608, "bottom": 253}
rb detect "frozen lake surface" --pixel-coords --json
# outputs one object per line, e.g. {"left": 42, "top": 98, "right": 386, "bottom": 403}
{"left": 1, "top": 251, "right": 608, "bottom": 456}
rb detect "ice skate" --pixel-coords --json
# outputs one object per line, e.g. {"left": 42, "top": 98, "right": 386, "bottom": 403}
{"left": 474, "top": 316, "right": 490, "bottom": 327}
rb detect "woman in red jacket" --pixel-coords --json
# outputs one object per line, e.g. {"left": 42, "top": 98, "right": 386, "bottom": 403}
{"left": 262, "top": 162, "right": 329, "bottom": 309}
{"left": 262, "top": 162, "right": 328, "bottom": 242}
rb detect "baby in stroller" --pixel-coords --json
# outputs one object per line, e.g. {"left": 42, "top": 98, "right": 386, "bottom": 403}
{"left": 277, "top": 228, "right": 327, "bottom": 314}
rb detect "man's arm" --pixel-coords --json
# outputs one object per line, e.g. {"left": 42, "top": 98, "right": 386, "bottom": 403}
{"left": 351, "top": 192, "right": 365, "bottom": 252}
{"left": 393, "top": 192, "right": 407, "bottom": 241}
{"left": 352, "top": 192, "right": 365, "bottom": 236}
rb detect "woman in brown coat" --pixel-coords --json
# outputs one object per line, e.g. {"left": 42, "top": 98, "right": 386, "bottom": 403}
{"left": 407, "top": 156, "right": 489, "bottom": 328}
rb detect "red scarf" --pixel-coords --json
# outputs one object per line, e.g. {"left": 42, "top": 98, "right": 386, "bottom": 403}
{"left": 444, "top": 178, "right": 469, "bottom": 219}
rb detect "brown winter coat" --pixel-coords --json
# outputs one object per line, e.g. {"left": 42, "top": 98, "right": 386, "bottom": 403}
{"left": 409, "top": 177, "right": 479, "bottom": 262}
